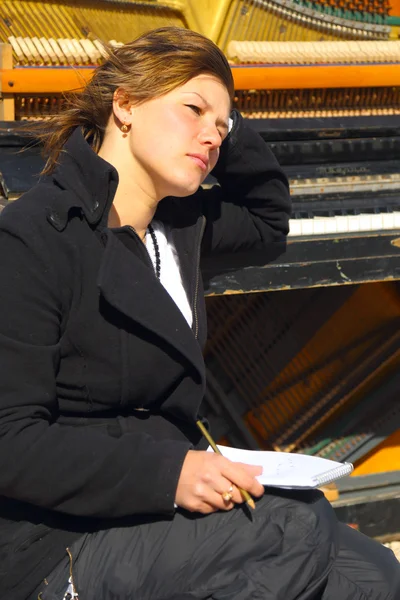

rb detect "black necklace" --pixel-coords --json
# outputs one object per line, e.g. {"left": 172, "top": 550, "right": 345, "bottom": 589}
{"left": 148, "top": 224, "right": 161, "bottom": 280}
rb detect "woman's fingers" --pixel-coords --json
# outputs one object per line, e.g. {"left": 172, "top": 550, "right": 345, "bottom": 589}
{"left": 175, "top": 451, "right": 264, "bottom": 513}
{"left": 213, "top": 479, "right": 242, "bottom": 505}
{"left": 201, "top": 456, "right": 264, "bottom": 502}
{"left": 221, "top": 461, "right": 265, "bottom": 498}
{"left": 237, "top": 462, "right": 264, "bottom": 477}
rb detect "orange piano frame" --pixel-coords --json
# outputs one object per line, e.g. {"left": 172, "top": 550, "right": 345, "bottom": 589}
{"left": 1, "top": 63, "right": 400, "bottom": 94}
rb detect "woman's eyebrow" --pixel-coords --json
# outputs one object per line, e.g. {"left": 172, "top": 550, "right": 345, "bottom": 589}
{"left": 182, "top": 91, "right": 229, "bottom": 132}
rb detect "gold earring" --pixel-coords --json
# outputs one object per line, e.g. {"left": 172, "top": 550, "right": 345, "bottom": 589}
{"left": 121, "top": 123, "right": 129, "bottom": 133}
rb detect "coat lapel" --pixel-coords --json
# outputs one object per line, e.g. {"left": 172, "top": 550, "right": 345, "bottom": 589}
{"left": 97, "top": 230, "right": 206, "bottom": 382}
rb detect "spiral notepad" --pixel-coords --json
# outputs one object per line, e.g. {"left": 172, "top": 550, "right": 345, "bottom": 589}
{"left": 210, "top": 445, "right": 353, "bottom": 489}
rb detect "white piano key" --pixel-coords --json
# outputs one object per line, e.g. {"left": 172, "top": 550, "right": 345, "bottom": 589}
{"left": 370, "top": 214, "right": 383, "bottom": 230}
{"left": 325, "top": 218, "right": 338, "bottom": 234}
{"left": 382, "top": 213, "right": 395, "bottom": 229}
{"left": 348, "top": 215, "right": 361, "bottom": 232}
{"left": 358, "top": 214, "right": 372, "bottom": 232}
{"left": 288, "top": 220, "right": 302, "bottom": 236}
{"left": 301, "top": 219, "right": 314, "bottom": 236}
{"left": 288, "top": 210, "right": 400, "bottom": 238}
{"left": 335, "top": 216, "right": 349, "bottom": 233}
{"left": 312, "top": 218, "right": 326, "bottom": 235}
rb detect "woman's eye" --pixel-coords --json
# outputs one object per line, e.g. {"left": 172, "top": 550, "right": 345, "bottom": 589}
{"left": 186, "top": 104, "right": 201, "bottom": 115}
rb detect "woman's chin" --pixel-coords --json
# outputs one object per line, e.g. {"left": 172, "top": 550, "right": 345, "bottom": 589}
{"left": 167, "top": 179, "right": 202, "bottom": 198}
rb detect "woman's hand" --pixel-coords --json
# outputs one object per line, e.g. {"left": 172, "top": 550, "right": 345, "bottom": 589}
{"left": 175, "top": 450, "right": 265, "bottom": 513}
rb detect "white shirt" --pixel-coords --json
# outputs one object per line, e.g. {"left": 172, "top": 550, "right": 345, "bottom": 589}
{"left": 145, "top": 221, "right": 193, "bottom": 328}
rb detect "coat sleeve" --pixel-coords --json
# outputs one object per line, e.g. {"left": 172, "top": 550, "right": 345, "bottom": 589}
{"left": 0, "top": 205, "right": 190, "bottom": 519}
{"left": 200, "top": 110, "right": 291, "bottom": 255}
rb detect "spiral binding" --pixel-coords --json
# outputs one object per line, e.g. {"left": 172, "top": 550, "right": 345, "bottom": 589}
{"left": 312, "top": 462, "right": 354, "bottom": 487}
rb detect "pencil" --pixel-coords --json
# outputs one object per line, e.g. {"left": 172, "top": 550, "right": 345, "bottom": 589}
{"left": 196, "top": 420, "right": 256, "bottom": 510}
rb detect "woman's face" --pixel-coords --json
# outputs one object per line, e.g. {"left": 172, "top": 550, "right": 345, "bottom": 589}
{"left": 126, "top": 74, "right": 231, "bottom": 199}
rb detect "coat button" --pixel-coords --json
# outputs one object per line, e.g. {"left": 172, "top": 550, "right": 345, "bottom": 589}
{"left": 93, "top": 201, "right": 99, "bottom": 212}
{"left": 48, "top": 212, "right": 61, "bottom": 227}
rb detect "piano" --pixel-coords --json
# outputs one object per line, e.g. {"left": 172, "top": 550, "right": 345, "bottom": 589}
{"left": 1, "top": 0, "right": 400, "bottom": 538}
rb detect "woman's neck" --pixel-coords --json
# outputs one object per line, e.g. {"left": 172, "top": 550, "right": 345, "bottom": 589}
{"left": 107, "top": 181, "right": 157, "bottom": 240}
{"left": 98, "top": 134, "right": 159, "bottom": 238}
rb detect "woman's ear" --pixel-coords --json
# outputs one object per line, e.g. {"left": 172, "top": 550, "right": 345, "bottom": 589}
{"left": 112, "top": 87, "right": 133, "bottom": 128}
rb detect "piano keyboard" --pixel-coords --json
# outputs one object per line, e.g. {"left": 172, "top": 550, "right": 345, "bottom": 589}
{"left": 288, "top": 171, "right": 400, "bottom": 236}
{"left": 204, "top": 169, "right": 400, "bottom": 238}
{"left": 288, "top": 211, "right": 400, "bottom": 237}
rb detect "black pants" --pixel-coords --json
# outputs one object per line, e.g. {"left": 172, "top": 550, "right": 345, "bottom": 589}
{"left": 36, "top": 489, "right": 400, "bottom": 600}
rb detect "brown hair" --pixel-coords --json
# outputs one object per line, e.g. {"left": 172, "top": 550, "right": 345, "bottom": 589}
{"left": 39, "top": 27, "right": 234, "bottom": 174}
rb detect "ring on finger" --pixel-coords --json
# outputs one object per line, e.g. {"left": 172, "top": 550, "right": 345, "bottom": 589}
{"left": 221, "top": 484, "right": 234, "bottom": 503}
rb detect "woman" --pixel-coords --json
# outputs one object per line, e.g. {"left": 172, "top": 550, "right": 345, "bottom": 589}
{"left": 0, "top": 27, "right": 398, "bottom": 600}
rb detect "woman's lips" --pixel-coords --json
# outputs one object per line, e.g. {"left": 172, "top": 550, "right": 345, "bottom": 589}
{"left": 188, "top": 154, "right": 208, "bottom": 171}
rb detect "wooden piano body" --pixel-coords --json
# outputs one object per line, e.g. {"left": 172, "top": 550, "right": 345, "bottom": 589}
{"left": 1, "top": 0, "right": 400, "bottom": 538}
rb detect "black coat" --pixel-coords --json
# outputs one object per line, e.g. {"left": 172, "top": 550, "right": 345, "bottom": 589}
{"left": 0, "top": 112, "right": 290, "bottom": 598}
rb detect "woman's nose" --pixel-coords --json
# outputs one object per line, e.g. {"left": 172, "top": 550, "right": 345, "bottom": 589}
{"left": 198, "top": 125, "right": 222, "bottom": 149}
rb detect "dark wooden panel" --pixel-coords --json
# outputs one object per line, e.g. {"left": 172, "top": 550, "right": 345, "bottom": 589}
{"left": 334, "top": 471, "right": 400, "bottom": 538}
{"left": 203, "top": 233, "right": 400, "bottom": 294}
